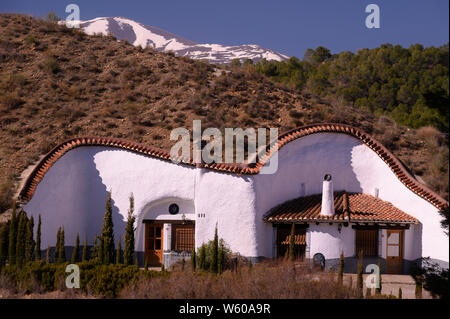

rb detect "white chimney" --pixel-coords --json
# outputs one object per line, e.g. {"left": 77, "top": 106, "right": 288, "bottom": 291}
{"left": 320, "top": 174, "right": 335, "bottom": 216}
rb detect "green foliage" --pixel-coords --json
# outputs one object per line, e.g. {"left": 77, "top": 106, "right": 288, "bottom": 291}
{"left": 0, "top": 222, "right": 8, "bottom": 267}
{"left": 124, "top": 194, "right": 135, "bottom": 266}
{"left": 116, "top": 238, "right": 122, "bottom": 264}
{"left": 39, "top": 57, "right": 59, "bottom": 74}
{"left": 0, "top": 261, "right": 143, "bottom": 297}
{"left": 190, "top": 247, "right": 196, "bottom": 271}
{"left": 15, "top": 212, "right": 27, "bottom": 267}
{"left": 210, "top": 225, "right": 219, "bottom": 273}
{"left": 71, "top": 233, "right": 80, "bottom": 263}
{"left": 255, "top": 44, "right": 449, "bottom": 131}
{"left": 35, "top": 215, "right": 41, "bottom": 261}
{"left": 100, "top": 191, "right": 115, "bottom": 264}
{"left": 55, "top": 227, "right": 61, "bottom": 263}
{"left": 46, "top": 11, "right": 60, "bottom": 23}
{"left": 82, "top": 236, "right": 88, "bottom": 262}
{"left": 197, "top": 236, "right": 231, "bottom": 273}
{"left": 398, "top": 287, "right": 402, "bottom": 299}
{"left": 411, "top": 258, "right": 449, "bottom": 299}
{"left": 8, "top": 203, "right": 17, "bottom": 265}
{"left": 25, "top": 216, "right": 34, "bottom": 263}
{"left": 415, "top": 282, "right": 423, "bottom": 299}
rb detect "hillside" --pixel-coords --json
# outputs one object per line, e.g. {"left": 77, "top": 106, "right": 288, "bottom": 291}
{"left": 0, "top": 14, "right": 448, "bottom": 213}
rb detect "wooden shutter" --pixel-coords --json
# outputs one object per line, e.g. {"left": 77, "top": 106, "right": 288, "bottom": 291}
{"left": 355, "top": 229, "right": 378, "bottom": 256}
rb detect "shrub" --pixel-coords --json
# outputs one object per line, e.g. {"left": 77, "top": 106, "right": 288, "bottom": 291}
{"left": 39, "top": 57, "right": 59, "bottom": 74}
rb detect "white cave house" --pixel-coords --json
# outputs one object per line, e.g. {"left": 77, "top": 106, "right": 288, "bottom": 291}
{"left": 18, "top": 124, "right": 449, "bottom": 273}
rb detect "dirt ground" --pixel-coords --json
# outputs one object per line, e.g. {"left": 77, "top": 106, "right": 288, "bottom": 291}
{"left": 344, "top": 273, "right": 432, "bottom": 299}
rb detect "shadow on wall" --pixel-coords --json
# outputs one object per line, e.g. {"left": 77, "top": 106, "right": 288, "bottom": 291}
{"left": 25, "top": 147, "right": 127, "bottom": 247}
{"left": 82, "top": 149, "right": 127, "bottom": 246}
{"left": 254, "top": 133, "right": 365, "bottom": 257}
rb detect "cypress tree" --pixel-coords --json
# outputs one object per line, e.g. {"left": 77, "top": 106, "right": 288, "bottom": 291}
{"left": 415, "top": 282, "right": 423, "bottom": 299}
{"left": 55, "top": 227, "right": 61, "bottom": 263}
{"left": 338, "top": 252, "right": 344, "bottom": 285}
{"left": 210, "top": 225, "right": 219, "bottom": 273}
{"left": 8, "top": 203, "right": 17, "bottom": 265}
{"left": 46, "top": 245, "right": 51, "bottom": 263}
{"left": 218, "top": 241, "right": 225, "bottom": 274}
{"left": 0, "top": 222, "right": 9, "bottom": 267}
{"left": 288, "top": 223, "right": 295, "bottom": 261}
{"left": 82, "top": 235, "right": 88, "bottom": 262}
{"left": 15, "top": 212, "right": 27, "bottom": 267}
{"left": 398, "top": 288, "right": 402, "bottom": 299}
{"left": 366, "top": 287, "right": 372, "bottom": 298}
{"left": 71, "top": 232, "right": 80, "bottom": 263}
{"left": 25, "top": 216, "right": 35, "bottom": 263}
{"left": 60, "top": 226, "right": 66, "bottom": 262}
{"left": 124, "top": 194, "right": 136, "bottom": 266}
{"left": 116, "top": 237, "right": 122, "bottom": 264}
{"left": 100, "top": 191, "right": 115, "bottom": 264}
{"left": 357, "top": 250, "right": 364, "bottom": 298}
{"left": 198, "top": 245, "right": 206, "bottom": 271}
{"left": 190, "top": 247, "right": 196, "bottom": 271}
{"left": 35, "top": 215, "right": 41, "bottom": 261}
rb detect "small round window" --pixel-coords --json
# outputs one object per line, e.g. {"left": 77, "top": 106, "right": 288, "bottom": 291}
{"left": 168, "top": 203, "right": 179, "bottom": 215}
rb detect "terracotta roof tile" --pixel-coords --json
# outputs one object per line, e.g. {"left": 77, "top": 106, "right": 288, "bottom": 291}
{"left": 264, "top": 191, "right": 419, "bottom": 224}
{"left": 18, "top": 124, "right": 449, "bottom": 211}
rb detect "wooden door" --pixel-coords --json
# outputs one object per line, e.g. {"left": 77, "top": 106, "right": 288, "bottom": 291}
{"left": 276, "top": 225, "right": 306, "bottom": 261}
{"left": 386, "top": 229, "right": 403, "bottom": 274}
{"left": 145, "top": 223, "right": 164, "bottom": 266}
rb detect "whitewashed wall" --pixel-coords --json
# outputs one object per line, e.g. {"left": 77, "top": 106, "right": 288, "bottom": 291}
{"left": 24, "top": 147, "right": 197, "bottom": 249}
{"left": 307, "top": 223, "right": 355, "bottom": 259}
{"left": 22, "top": 132, "right": 447, "bottom": 263}
{"left": 253, "top": 133, "right": 448, "bottom": 262}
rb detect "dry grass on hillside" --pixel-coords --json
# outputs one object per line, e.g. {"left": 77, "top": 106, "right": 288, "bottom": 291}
{"left": 0, "top": 14, "right": 448, "bottom": 212}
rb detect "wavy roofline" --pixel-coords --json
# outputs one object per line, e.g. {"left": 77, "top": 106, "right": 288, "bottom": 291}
{"left": 18, "top": 123, "right": 448, "bottom": 210}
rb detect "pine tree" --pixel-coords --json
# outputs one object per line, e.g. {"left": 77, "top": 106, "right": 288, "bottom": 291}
{"left": 55, "top": 227, "right": 61, "bottom": 263}
{"left": 15, "top": 212, "right": 27, "bottom": 267}
{"left": 124, "top": 194, "right": 136, "bottom": 266}
{"left": 210, "top": 225, "right": 219, "bottom": 273}
{"left": 71, "top": 233, "right": 80, "bottom": 263}
{"left": 25, "top": 216, "right": 34, "bottom": 263}
{"left": 8, "top": 203, "right": 17, "bottom": 265}
{"left": 82, "top": 235, "right": 88, "bottom": 262}
{"left": 0, "top": 222, "right": 9, "bottom": 267}
{"left": 337, "top": 252, "right": 344, "bottom": 285}
{"left": 100, "top": 191, "right": 115, "bottom": 264}
{"left": 116, "top": 237, "right": 122, "bottom": 264}
{"left": 190, "top": 247, "right": 196, "bottom": 271}
{"left": 357, "top": 250, "right": 364, "bottom": 298}
{"left": 35, "top": 215, "right": 41, "bottom": 261}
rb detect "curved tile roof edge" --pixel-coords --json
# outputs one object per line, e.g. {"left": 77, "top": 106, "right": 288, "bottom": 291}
{"left": 18, "top": 123, "right": 449, "bottom": 210}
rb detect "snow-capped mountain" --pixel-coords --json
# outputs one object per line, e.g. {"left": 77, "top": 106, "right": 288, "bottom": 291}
{"left": 76, "top": 17, "right": 289, "bottom": 64}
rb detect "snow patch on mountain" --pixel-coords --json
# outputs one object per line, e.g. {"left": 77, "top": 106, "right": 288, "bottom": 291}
{"left": 76, "top": 17, "right": 289, "bottom": 64}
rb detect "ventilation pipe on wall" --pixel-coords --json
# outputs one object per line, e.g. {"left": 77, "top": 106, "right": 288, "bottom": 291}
{"left": 320, "top": 174, "right": 335, "bottom": 216}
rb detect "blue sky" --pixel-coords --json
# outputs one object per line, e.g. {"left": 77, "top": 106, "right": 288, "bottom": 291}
{"left": 1, "top": 0, "right": 448, "bottom": 58}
